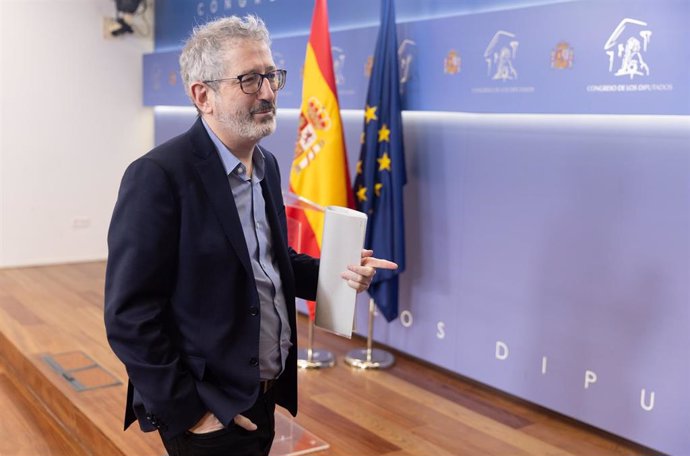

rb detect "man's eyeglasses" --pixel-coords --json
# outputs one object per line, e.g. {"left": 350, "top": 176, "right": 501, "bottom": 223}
{"left": 203, "top": 69, "right": 287, "bottom": 95}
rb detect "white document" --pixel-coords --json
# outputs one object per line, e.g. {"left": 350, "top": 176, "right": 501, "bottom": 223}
{"left": 315, "top": 206, "right": 368, "bottom": 338}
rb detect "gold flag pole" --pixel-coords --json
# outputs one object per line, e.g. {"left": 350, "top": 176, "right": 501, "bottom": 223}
{"left": 298, "top": 314, "right": 335, "bottom": 369}
{"left": 284, "top": 193, "right": 334, "bottom": 369}
{"left": 345, "top": 298, "right": 395, "bottom": 369}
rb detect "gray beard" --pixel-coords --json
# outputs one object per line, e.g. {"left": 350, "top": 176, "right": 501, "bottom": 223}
{"left": 217, "top": 106, "right": 276, "bottom": 142}
{"left": 234, "top": 114, "right": 276, "bottom": 141}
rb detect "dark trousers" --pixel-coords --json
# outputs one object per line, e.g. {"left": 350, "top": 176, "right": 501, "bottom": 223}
{"left": 160, "top": 389, "right": 276, "bottom": 456}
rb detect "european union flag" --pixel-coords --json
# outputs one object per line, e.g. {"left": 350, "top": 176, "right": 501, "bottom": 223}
{"left": 353, "top": 0, "right": 406, "bottom": 322}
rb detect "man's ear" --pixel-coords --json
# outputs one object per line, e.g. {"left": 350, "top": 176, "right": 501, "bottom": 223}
{"left": 189, "top": 82, "right": 214, "bottom": 115}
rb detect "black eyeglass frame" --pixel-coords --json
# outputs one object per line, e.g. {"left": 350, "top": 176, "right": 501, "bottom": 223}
{"left": 203, "top": 69, "right": 287, "bottom": 94}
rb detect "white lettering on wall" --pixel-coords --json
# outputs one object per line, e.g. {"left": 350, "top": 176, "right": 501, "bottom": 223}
{"left": 492, "top": 346, "right": 660, "bottom": 411}
{"left": 495, "top": 341, "right": 509, "bottom": 360}
{"left": 199, "top": 0, "right": 271, "bottom": 14}
{"left": 640, "top": 388, "right": 655, "bottom": 411}
{"left": 400, "top": 310, "right": 413, "bottom": 328}
{"left": 436, "top": 321, "right": 445, "bottom": 339}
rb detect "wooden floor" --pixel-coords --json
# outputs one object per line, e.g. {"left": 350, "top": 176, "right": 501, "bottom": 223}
{"left": 0, "top": 364, "right": 86, "bottom": 455}
{"left": 0, "top": 262, "right": 663, "bottom": 456}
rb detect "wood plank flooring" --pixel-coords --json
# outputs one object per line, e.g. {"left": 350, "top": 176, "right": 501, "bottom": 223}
{"left": 0, "top": 262, "right": 664, "bottom": 456}
{"left": 0, "top": 364, "right": 87, "bottom": 456}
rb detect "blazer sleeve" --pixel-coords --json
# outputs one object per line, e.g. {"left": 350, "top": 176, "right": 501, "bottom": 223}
{"left": 104, "top": 157, "right": 206, "bottom": 437}
{"left": 289, "top": 246, "right": 319, "bottom": 301}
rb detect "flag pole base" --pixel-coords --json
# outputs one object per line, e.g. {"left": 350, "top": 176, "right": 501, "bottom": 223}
{"left": 297, "top": 348, "right": 336, "bottom": 369}
{"left": 345, "top": 298, "right": 395, "bottom": 369}
{"left": 297, "top": 318, "right": 335, "bottom": 369}
{"left": 344, "top": 348, "right": 395, "bottom": 369}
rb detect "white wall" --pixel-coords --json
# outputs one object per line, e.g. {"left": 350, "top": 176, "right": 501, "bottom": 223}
{"left": 0, "top": 0, "right": 154, "bottom": 267}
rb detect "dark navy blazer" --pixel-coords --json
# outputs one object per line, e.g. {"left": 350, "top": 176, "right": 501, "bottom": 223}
{"left": 104, "top": 117, "right": 318, "bottom": 439}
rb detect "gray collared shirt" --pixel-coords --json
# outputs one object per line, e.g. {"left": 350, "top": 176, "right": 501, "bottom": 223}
{"left": 202, "top": 119, "right": 291, "bottom": 380}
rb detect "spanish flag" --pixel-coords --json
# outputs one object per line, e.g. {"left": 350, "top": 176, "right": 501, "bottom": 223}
{"left": 287, "top": 0, "right": 353, "bottom": 317}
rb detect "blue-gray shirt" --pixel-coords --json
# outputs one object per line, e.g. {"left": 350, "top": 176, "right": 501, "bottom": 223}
{"left": 203, "top": 120, "right": 290, "bottom": 380}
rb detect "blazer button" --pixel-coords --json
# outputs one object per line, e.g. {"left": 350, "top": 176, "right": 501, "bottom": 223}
{"left": 249, "top": 306, "right": 259, "bottom": 316}
{"left": 249, "top": 357, "right": 259, "bottom": 367}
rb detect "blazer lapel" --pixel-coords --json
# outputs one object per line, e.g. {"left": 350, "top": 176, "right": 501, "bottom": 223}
{"left": 188, "top": 118, "right": 253, "bottom": 275}
{"left": 260, "top": 149, "right": 295, "bottom": 300}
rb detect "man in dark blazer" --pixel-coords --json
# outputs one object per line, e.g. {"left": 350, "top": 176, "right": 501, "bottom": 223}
{"left": 104, "top": 15, "right": 396, "bottom": 456}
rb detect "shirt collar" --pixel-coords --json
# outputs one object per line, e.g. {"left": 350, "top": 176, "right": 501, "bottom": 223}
{"left": 201, "top": 117, "right": 265, "bottom": 181}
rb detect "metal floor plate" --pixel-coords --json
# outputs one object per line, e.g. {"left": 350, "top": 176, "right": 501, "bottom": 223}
{"left": 42, "top": 351, "right": 121, "bottom": 392}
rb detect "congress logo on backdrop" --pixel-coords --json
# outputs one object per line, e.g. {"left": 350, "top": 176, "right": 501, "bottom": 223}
{"left": 398, "top": 39, "right": 416, "bottom": 86}
{"left": 551, "top": 41, "right": 574, "bottom": 70}
{"left": 365, "top": 39, "right": 416, "bottom": 88}
{"left": 444, "top": 49, "right": 461, "bottom": 75}
{"left": 484, "top": 31, "right": 519, "bottom": 81}
{"left": 604, "top": 18, "right": 652, "bottom": 79}
{"left": 332, "top": 46, "right": 346, "bottom": 86}
{"left": 587, "top": 17, "right": 671, "bottom": 96}
{"left": 150, "top": 62, "right": 177, "bottom": 92}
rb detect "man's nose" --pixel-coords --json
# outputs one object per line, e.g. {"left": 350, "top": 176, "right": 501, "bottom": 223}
{"left": 258, "top": 79, "right": 276, "bottom": 100}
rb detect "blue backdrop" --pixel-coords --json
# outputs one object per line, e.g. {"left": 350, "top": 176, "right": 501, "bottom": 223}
{"left": 146, "top": 0, "right": 689, "bottom": 114}
{"left": 148, "top": 1, "right": 690, "bottom": 453}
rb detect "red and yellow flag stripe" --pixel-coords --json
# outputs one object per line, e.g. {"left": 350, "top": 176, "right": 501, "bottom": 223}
{"left": 288, "top": 0, "right": 353, "bottom": 264}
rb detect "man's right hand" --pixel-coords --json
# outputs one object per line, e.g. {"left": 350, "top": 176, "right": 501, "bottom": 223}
{"left": 188, "top": 412, "right": 257, "bottom": 434}
{"left": 233, "top": 414, "right": 258, "bottom": 431}
{"left": 189, "top": 411, "right": 223, "bottom": 434}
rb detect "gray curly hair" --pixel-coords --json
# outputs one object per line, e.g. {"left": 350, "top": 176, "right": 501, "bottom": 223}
{"left": 179, "top": 15, "right": 271, "bottom": 101}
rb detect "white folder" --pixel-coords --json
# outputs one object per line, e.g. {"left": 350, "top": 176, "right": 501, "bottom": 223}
{"left": 314, "top": 206, "right": 368, "bottom": 338}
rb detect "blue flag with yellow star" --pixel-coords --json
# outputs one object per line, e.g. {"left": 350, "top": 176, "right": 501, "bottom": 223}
{"left": 353, "top": 0, "right": 406, "bottom": 322}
